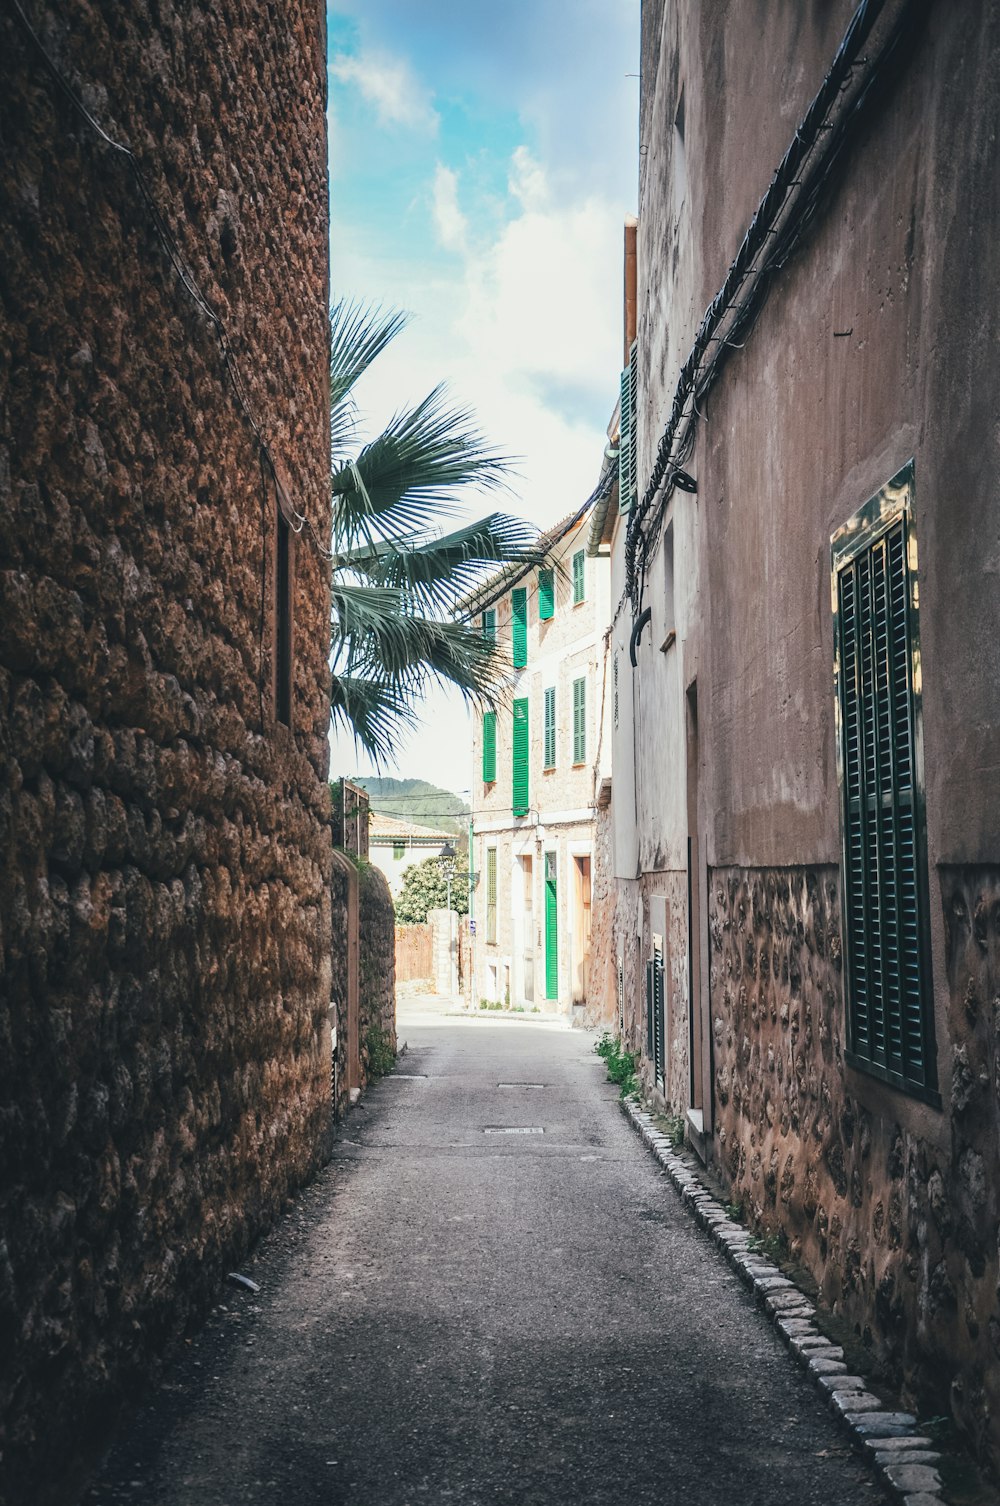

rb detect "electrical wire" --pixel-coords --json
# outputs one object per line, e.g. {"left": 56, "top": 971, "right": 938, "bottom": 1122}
{"left": 621, "top": 0, "right": 926, "bottom": 617}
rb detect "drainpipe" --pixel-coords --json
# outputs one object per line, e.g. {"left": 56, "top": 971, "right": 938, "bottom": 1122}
{"left": 624, "top": 215, "right": 637, "bottom": 361}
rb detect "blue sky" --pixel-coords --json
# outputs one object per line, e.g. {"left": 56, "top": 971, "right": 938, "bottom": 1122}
{"left": 327, "top": 0, "right": 639, "bottom": 794}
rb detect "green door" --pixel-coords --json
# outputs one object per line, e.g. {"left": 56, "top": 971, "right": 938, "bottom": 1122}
{"left": 544, "top": 851, "right": 558, "bottom": 1000}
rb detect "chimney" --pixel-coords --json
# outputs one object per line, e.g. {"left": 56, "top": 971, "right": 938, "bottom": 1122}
{"left": 624, "top": 215, "right": 638, "bottom": 362}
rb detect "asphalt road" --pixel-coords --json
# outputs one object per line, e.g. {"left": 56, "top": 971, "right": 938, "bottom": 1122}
{"left": 85, "top": 1003, "right": 886, "bottom": 1505}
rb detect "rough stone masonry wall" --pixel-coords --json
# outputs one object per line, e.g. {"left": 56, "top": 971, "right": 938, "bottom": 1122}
{"left": 357, "top": 860, "right": 396, "bottom": 1071}
{"left": 710, "top": 866, "right": 1000, "bottom": 1477}
{"left": 0, "top": 5, "right": 331, "bottom": 1503}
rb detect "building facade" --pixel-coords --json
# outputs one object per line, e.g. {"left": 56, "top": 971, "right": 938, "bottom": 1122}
{"left": 604, "top": 0, "right": 1000, "bottom": 1474}
{"left": 469, "top": 497, "right": 612, "bottom": 1015}
{"left": 0, "top": 5, "right": 331, "bottom": 1502}
{"left": 368, "top": 813, "right": 453, "bottom": 899}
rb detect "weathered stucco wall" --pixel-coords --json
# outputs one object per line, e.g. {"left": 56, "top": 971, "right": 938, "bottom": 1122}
{"left": 712, "top": 865, "right": 1000, "bottom": 1474}
{"left": 0, "top": 4, "right": 331, "bottom": 1502}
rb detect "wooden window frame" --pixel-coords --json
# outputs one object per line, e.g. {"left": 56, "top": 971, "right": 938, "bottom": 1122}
{"left": 831, "top": 460, "right": 938, "bottom": 1104}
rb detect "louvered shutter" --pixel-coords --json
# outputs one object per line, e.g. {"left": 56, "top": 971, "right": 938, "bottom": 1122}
{"left": 645, "top": 961, "right": 655, "bottom": 1058}
{"left": 512, "top": 588, "right": 528, "bottom": 668}
{"left": 512, "top": 697, "right": 529, "bottom": 817}
{"left": 572, "top": 550, "right": 585, "bottom": 603}
{"left": 481, "top": 609, "right": 496, "bottom": 644}
{"left": 538, "top": 569, "right": 555, "bottom": 621}
{"left": 486, "top": 847, "right": 497, "bottom": 943}
{"left": 619, "top": 340, "right": 638, "bottom": 512}
{"left": 572, "top": 677, "right": 586, "bottom": 763}
{"left": 836, "top": 502, "right": 935, "bottom": 1096}
{"left": 543, "top": 687, "right": 556, "bottom": 768}
{"left": 482, "top": 711, "right": 496, "bottom": 783}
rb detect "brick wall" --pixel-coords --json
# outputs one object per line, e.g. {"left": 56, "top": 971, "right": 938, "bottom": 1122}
{"left": 0, "top": 4, "right": 331, "bottom": 1501}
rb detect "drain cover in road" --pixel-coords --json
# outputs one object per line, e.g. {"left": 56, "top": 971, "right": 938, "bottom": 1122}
{"left": 389, "top": 1073, "right": 427, "bottom": 1080}
{"left": 497, "top": 1082, "right": 546, "bottom": 1089}
{"left": 483, "top": 1126, "right": 544, "bottom": 1135}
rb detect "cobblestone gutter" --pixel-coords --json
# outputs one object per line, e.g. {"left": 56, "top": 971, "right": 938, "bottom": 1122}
{"left": 623, "top": 1098, "right": 973, "bottom": 1506}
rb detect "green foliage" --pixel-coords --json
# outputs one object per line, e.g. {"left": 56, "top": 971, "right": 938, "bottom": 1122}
{"left": 594, "top": 1032, "right": 640, "bottom": 1100}
{"left": 365, "top": 1025, "right": 396, "bottom": 1081}
{"left": 665, "top": 1114, "right": 686, "bottom": 1150}
{"left": 724, "top": 1200, "right": 744, "bottom": 1222}
{"left": 747, "top": 1229, "right": 789, "bottom": 1264}
{"left": 394, "top": 856, "right": 470, "bottom": 924}
{"left": 327, "top": 299, "right": 547, "bottom": 762}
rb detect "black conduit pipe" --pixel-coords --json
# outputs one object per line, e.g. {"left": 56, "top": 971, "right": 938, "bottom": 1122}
{"left": 629, "top": 607, "right": 652, "bottom": 667}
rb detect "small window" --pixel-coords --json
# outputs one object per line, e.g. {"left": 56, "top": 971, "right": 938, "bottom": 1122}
{"left": 274, "top": 505, "right": 293, "bottom": 726}
{"left": 482, "top": 710, "right": 497, "bottom": 784}
{"left": 572, "top": 676, "right": 586, "bottom": 764}
{"left": 481, "top": 608, "right": 497, "bottom": 644}
{"left": 832, "top": 462, "right": 937, "bottom": 1101}
{"left": 393, "top": 841, "right": 406, "bottom": 861}
{"left": 512, "top": 588, "right": 528, "bottom": 669}
{"left": 543, "top": 686, "right": 556, "bottom": 769}
{"left": 538, "top": 569, "right": 555, "bottom": 621}
{"left": 572, "top": 550, "right": 585, "bottom": 604}
{"left": 486, "top": 847, "right": 497, "bottom": 944}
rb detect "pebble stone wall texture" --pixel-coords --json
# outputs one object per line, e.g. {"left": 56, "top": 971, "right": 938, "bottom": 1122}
{"left": 0, "top": 5, "right": 332, "bottom": 1503}
{"left": 710, "top": 865, "right": 1000, "bottom": 1478}
{"left": 357, "top": 860, "right": 397, "bottom": 1070}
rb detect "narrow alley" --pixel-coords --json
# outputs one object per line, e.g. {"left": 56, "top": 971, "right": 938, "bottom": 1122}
{"left": 85, "top": 1004, "right": 882, "bottom": 1506}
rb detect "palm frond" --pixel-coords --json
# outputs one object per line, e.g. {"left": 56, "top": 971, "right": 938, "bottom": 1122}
{"left": 330, "top": 299, "right": 409, "bottom": 460}
{"left": 331, "top": 385, "right": 515, "bottom": 551}
{"left": 341, "top": 513, "right": 544, "bottom": 613}
{"left": 330, "top": 672, "right": 421, "bottom": 765}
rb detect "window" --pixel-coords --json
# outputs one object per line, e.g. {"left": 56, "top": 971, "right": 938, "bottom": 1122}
{"left": 512, "top": 697, "right": 529, "bottom": 816}
{"left": 274, "top": 505, "right": 293, "bottom": 725}
{"left": 619, "top": 339, "right": 638, "bottom": 512}
{"left": 572, "top": 549, "right": 585, "bottom": 604}
{"left": 481, "top": 608, "right": 497, "bottom": 644}
{"left": 572, "top": 676, "right": 586, "bottom": 764}
{"left": 482, "top": 710, "right": 497, "bottom": 783}
{"left": 512, "top": 588, "right": 528, "bottom": 668}
{"left": 832, "top": 462, "right": 937, "bottom": 1100}
{"left": 543, "top": 686, "right": 556, "bottom": 769}
{"left": 485, "top": 847, "right": 497, "bottom": 944}
{"left": 538, "top": 569, "right": 555, "bottom": 621}
{"left": 393, "top": 841, "right": 406, "bottom": 861}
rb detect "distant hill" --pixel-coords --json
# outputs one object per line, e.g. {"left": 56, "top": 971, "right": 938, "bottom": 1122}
{"left": 353, "top": 777, "right": 470, "bottom": 838}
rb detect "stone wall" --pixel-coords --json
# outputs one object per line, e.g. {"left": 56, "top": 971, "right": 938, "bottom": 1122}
{"left": 357, "top": 861, "right": 396, "bottom": 1071}
{"left": 710, "top": 865, "right": 1000, "bottom": 1475}
{"left": 0, "top": 5, "right": 331, "bottom": 1503}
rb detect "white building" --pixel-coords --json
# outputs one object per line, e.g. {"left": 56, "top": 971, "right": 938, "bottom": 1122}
{"left": 368, "top": 813, "right": 453, "bottom": 900}
{"left": 466, "top": 481, "right": 614, "bottom": 1016}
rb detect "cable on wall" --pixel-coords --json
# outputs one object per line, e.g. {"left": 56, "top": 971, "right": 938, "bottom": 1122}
{"left": 621, "top": 0, "right": 927, "bottom": 616}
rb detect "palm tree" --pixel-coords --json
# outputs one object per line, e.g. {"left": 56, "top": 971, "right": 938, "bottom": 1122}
{"left": 328, "top": 298, "right": 541, "bottom": 761}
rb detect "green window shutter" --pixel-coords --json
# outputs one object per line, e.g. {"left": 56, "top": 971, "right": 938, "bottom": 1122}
{"left": 512, "top": 588, "right": 528, "bottom": 668}
{"left": 543, "top": 686, "right": 556, "bottom": 769}
{"left": 512, "top": 697, "right": 529, "bottom": 817}
{"left": 835, "top": 499, "right": 935, "bottom": 1098}
{"left": 572, "top": 550, "right": 585, "bottom": 604}
{"left": 572, "top": 676, "right": 586, "bottom": 763}
{"left": 482, "top": 710, "right": 497, "bottom": 783}
{"left": 538, "top": 569, "right": 555, "bottom": 621}
{"left": 393, "top": 841, "right": 405, "bottom": 861}
{"left": 481, "top": 608, "right": 497, "bottom": 644}
{"left": 486, "top": 847, "right": 497, "bottom": 943}
{"left": 619, "top": 340, "right": 638, "bottom": 512}
{"left": 544, "top": 852, "right": 558, "bottom": 1000}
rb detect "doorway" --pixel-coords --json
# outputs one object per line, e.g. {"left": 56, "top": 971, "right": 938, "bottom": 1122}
{"left": 572, "top": 855, "right": 592, "bottom": 1004}
{"left": 520, "top": 853, "right": 535, "bottom": 1004}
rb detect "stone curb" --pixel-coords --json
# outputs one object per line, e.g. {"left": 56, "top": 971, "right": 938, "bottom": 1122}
{"left": 622, "top": 1098, "right": 947, "bottom": 1506}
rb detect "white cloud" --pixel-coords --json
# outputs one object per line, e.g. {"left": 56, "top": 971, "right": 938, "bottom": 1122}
{"left": 432, "top": 164, "right": 468, "bottom": 254}
{"left": 507, "top": 145, "right": 548, "bottom": 212}
{"left": 330, "top": 48, "right": 438, "bottom": 134}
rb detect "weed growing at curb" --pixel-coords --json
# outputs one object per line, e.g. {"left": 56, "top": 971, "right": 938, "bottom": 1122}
{"left": 594, "top": 1032, "right": 640, "bottom": 1100}
{"left": 365, "top": 1025, "right": 396, "bottom": 1081}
